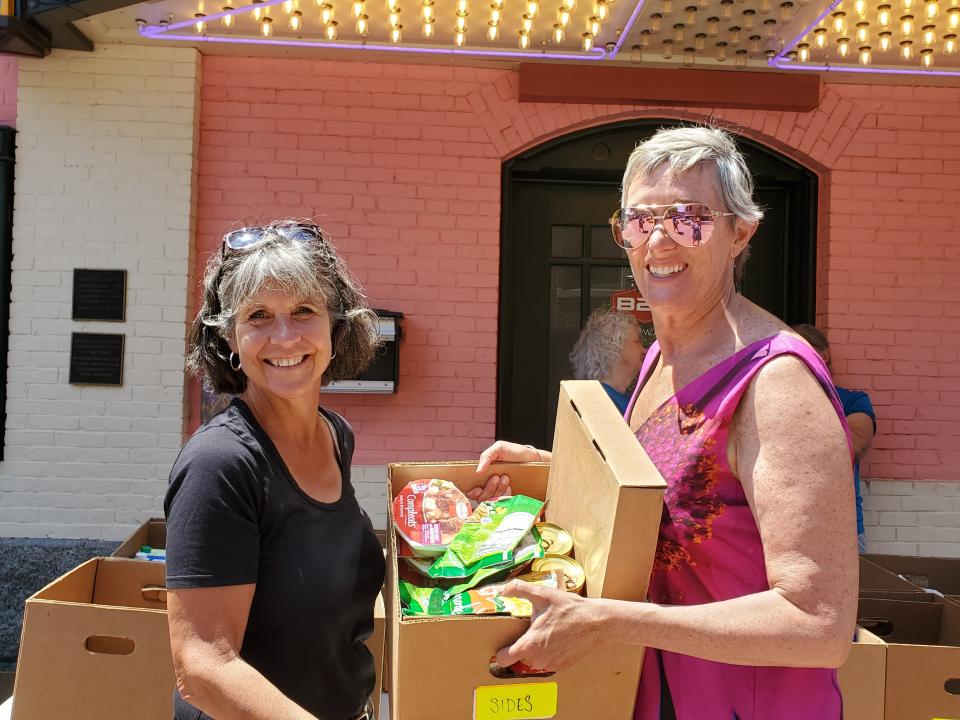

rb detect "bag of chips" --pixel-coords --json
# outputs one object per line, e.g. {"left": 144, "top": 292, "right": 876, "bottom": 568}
{"left": 427, "top": 495, "right": 544, "bottom": 578}
{"left": 399, "top": 570, "right": 563, "bottom": 618}
{"left": 439, "top": 527, "right": 545, "bottom": 599}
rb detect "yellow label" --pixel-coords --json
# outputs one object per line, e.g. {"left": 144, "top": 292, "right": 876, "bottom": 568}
{"left": 474, "top": 682, "right": 558, "bottom": 720}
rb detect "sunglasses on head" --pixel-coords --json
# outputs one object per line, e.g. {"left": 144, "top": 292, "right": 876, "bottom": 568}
{"left": 610, "top": 203, "right": 736, "bottom": 250}
{"left": 222, "top": 223, "right": 326, "bottom": 254}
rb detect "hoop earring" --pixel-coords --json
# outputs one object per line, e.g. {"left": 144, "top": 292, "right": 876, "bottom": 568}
{"left": 229, "top": 352, "right": 242, "bottom": 371}
{"left": 329, "top": 352, "right": 337, "bottom": 360}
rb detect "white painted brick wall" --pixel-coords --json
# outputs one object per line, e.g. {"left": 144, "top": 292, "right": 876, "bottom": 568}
{"left": 0, "top": 45, "right": 201, "bottom": 541}
{"left": 354, "top": 465, "right": 389, "bottom": 529}
{"left": 862, "top": 480, "right": 960, "bottom": 557}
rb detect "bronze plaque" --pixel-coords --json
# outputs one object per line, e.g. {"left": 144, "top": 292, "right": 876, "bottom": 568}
{"left": 69, "top": 332, "right": 124, "bottom": 386}
{"left": 72, "top": 269, "right": 126, "bottom": 321}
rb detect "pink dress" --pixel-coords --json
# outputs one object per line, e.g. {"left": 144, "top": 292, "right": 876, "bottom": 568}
{"left": 626, "top": 333, "right": 851, "bottom": 720}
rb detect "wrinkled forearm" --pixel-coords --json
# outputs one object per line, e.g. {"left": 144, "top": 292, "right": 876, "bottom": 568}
{"left": 594, "top": 590, "right": 852, "bottom": 669}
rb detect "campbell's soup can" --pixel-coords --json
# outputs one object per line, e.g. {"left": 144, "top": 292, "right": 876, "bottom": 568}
{"left": 532, "top": 555, "right": 585, "bottom": 594}
{"left": 534, "top": 522, "right": 573, "bottom": 557}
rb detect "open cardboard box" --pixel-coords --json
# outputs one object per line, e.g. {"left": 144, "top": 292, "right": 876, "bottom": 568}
{"left": 863, "top": 553, "right": 960, "bottom": 595}
{"left": 857, "top": 594, "right": 960, "bottom": 720}
{"left": 12, "top": 557, "right": 173, "bottom": 720}
{"left": 386, "top": 381, "right": 666, "bottom": 720}
{"left": 112, "top": 517, "right": 166, "bottom": 560}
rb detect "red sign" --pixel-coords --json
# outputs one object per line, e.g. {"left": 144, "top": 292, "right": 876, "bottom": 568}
{"left": 611, "top": 288, "right": 653, "bottom": 323}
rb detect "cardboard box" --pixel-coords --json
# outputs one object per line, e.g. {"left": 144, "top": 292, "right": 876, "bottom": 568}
{"left": 838, "top": 627, "right": 887, "bottom": 720}
{"left": 12, "top": 557, "right": 173, "bottom": 720}
{"left": 858, "top": 555, "right": 919, "bottom": 592}
{"left": 112, "top": 517, "right": 166, "bottom": 560}
{"left": 857, "top": 595, "right": 960, "bottom": 720}
{"left": 863, "top": 553, "right": 960, "bottom": 595}
{"left": 386, "top": 381, "right": 666, "bottom": 720}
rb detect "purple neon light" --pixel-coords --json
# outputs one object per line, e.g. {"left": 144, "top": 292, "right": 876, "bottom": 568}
{"left": 767, "top": 0, "right": 960, "bottom": 76}
{"left": 608, "top": 0, "right": 649, "bottom": 58}
{"left": 141, "top": 28, "right": 608, "bottom": 58}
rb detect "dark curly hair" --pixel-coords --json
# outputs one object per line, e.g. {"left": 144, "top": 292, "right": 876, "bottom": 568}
{"left": 187, "top": 220, "right": 381, "bottom": 395}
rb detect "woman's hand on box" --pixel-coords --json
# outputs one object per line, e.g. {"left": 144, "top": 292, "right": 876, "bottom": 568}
{"left": 494, "top": 580, "right": 602, "bottom": 672}
{"left": 470, "top": 441, "right": 552, "bottom": 502}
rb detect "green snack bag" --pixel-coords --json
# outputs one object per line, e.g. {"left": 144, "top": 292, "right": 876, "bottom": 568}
{"left": 440, "top": 527, "right": 544, "bottom": 600}
{"left": 427, "top": 495, "right": 544, "bottom": 579}
{"left": 400, "top": 571, "right": 562, "bottom": 618}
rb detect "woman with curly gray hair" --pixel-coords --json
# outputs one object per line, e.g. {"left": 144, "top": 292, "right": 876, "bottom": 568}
{"left": 164, "top": 220, "right": 384, "bottom": 720}
{"left": 569, "top": 309, "right": 645, "bottom": 415}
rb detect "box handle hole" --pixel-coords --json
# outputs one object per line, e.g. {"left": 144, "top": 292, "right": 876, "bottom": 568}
{"left": 591, "top": 439, "right": 606, "bottom": 464}
{"left": 946, "top": 678, "right": 960, "bottom": 696}
{"left": 857, "top": 617, "right": 893, "bottom": 637}
{"left": 570, "top": 399, "right": 582, "bottom": 419}
{"left": 489, "top": 657, "right": 555, "bottom": 679}
{"left": 85, "top": 635, "right": 135, "bottom": 655}
{"left": 141, "top": 585, "right": 167, "bottom": 604}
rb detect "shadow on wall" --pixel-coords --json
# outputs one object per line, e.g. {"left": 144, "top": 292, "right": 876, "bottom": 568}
{"left": 0, "top": 538, "right": 119, "bottom": 673}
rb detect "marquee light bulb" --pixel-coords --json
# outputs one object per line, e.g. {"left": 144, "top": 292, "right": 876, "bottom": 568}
{"left": 814, "top": 27, "right": 826, "bottom": 47}
{"left": 194, "top": 13, "right": 206, "bottom": 32}
{"left": 879, "top": 31, "right": 892, "bottom": 51}
{"left": 856, "top": 22, "right": 869, "bottom": 43}
{"left": 944, "top": 33, "right": 957, "bottom": 53}
{"left": 421, "top": 18, "right": 434, "bottom": 35}
{"left": 877, "top": 5, "right": 892, "bottom": 26}
{"left": 836, "top": 36, "right": 849, "bottom": 56}
{"left": 581, "top": 31, "right": 592, "bottom": 50}
{"left": 320, "top": 3, "right": 334, "bottom": 21}
{"left": 261, "top": 15, "right": 273, "bottom": 35}
{"left": 487, "top": 20, "right": 499, "bottom": 38}
{"left": 519, "top": 29, "right": 531, "bottom": 47}
{"left": 355, "top": 13, "right": 368, "bottom": 33}
{"left": 900, "top": 39, "right": 913, "bottom": 57}
{"left": 221, "top": 7, "right": 234, "bottom": 26}
{"left": 921, "top": 46, "right": 933, "bottom": 65}
{"left": 326, "top": 19, "right": 338, "bottom": 37}
{"left": 289, "top": 9, "right": 302, "bottom": 28}
{"left": 859, "top": 45, "right": 871, "bottom": 63}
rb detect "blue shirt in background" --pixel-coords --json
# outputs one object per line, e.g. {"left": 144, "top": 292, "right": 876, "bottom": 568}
{"left": 602, "top": 382, "right": 633, "bottom": 417}
{"left": 835, "top": 386, "right": 876, "bottom": 536}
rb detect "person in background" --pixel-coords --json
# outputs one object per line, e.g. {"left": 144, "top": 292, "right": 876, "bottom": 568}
{"left": 165, "top": 220, "right": 385, "bottom": 720}
{"left": 569, "top": 308, "right": 646, "bottom": 415}
{"left": 793, "top": 323, "right": 877, "bottom": 553}
{"left": 476, "top": 126, "right": 857, "bottom": 720}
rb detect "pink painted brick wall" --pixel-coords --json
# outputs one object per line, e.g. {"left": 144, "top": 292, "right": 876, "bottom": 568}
{"left": 196, "top": 57, "right": 960, "bottom": 478}
{"left": 0, "top": 57, "right": 16, "bottom": 127}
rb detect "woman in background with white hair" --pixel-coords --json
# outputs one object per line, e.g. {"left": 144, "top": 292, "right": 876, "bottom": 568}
{"left": 569, "top": 309, "right": 645, "bottom": 415}
{"left": 477, "top": 126, "right": 857, "bottom": 719}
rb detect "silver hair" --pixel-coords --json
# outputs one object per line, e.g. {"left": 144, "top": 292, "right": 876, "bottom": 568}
{"left": 569, "top": 310, "right": 641, "bottom": 382}
{"left": 620, "top": 125, "right": 764, "bottom": 280}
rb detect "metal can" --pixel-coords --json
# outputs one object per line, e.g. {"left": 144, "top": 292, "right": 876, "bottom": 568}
{"left": 532, "top": 554, "right": 585, "bottom": 594}
{"left": 534, "top": 522, "right": 573, "bottom": 557}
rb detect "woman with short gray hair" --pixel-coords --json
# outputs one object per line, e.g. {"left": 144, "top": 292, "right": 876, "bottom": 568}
{"left": 165, "top": 220, "right": 384, "bottom": 720}
{"left": 477, "top": 125, "right": 856, "bottom": 719}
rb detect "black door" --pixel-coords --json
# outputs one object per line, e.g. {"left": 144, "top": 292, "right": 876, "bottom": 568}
{"left": 498, "top": 120, "right": 817, "bottom": 449}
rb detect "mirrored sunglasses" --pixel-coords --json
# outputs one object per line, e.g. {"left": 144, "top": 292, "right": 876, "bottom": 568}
{"left": 610, "top": 203, "right": 736, "bottom": 250}
{"left": 222, "top": 223, "right": 325, "bottom": 253}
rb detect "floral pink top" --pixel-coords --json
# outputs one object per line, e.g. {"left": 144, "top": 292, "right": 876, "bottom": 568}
{"left": 627, "top": 333, "right": 851, "bottom": 720}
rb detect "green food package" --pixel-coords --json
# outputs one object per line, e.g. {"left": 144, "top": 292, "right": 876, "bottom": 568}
{"left": 399, "top": 570, "right": 563, "bottom": 619}
{"left": 440, "top": 527, "right": 544, "bottom": 600}
{"left": 427, "top": 494, "right": 544, "bottom": 579}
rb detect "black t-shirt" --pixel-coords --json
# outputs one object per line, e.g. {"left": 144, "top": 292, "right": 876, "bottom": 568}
{"left": 164, "top": 399, "right": 386, "bottom": 720}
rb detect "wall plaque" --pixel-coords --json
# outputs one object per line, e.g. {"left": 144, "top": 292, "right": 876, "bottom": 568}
{"left": 72, "top": 269, "right": 126, "bottom": 321}
{"left": 69, "top": 333, "right": 124, "bottom": 386}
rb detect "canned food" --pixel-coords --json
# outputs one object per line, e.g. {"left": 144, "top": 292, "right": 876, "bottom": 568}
{"left": 534, "top": 522, "right": 573, "bottom": 557}
{"left": 531, "top": 554, "right": 585, "bottom": 594}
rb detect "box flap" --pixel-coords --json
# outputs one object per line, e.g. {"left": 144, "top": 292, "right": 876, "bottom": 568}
{"left": 113, "top": 518, "right": 166, "bottom": 559}
{"left": 31, "top": 558, "right": 98, "bottom": 603}
{"left": 546, "top": 381, "right": 664, "bottom": 602}
{"left": 92, "top": 557, "right": 167, "bottom": 610}
{"left": 858, "top": 556, "right": 918, "bottom": 592}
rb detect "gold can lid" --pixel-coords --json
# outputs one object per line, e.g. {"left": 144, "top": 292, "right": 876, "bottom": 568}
{"left": 534, "top": 522, "right": 574, "bottom": 556}
{"left": 531, "top": 554, "right": 584, "bottom": 593}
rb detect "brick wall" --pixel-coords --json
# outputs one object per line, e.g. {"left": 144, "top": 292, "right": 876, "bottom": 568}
{"left": 194, "top": 60, "right": 959, "bottom": 552}
{"left": 0, "top": 46, "right": 201, "bottom": 540}
{"left": 0, "top": 57, "right": 16, "bottom": 128}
